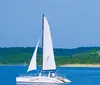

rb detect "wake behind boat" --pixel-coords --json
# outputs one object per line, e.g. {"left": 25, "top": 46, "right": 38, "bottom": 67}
{"left": 16, "top": 14, "right": 71, "bottom": 84}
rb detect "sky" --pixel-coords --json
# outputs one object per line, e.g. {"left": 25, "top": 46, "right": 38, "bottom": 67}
{"left": 0, "top": 0, "right": 100, "bottom": 48}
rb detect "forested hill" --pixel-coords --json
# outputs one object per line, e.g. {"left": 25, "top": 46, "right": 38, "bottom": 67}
{"left": 54, "top": 47, "right": 100, "bottom": 56}
{"left": 0, "top": 47, "right": 100, "bottom": 65}
{"left": 0, "top": 47, "right": 100, "bottom": 57}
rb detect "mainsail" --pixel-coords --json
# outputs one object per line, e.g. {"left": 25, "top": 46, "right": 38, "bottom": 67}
{"left": 42, "top": 16, "right": 56, "bottom": 70}
{"left": 27, "top": 39, "right": 40, "bottom": 72}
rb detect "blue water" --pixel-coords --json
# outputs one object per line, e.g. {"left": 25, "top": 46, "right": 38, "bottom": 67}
{"left": 0, "top": 66, "right": 100, "bottom": 85}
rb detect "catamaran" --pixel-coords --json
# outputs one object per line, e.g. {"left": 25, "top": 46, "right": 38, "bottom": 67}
{"left": 16, "top": 14, "right": 71, "bottom": 84}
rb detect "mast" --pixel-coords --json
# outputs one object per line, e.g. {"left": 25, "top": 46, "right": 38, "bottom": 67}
{"left": 42, "top": 14, "right": 44, "bottom": 70}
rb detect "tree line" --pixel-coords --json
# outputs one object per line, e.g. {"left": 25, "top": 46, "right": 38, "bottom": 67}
{"left": 0, "top": 47, "right": 100, "bottom": 65}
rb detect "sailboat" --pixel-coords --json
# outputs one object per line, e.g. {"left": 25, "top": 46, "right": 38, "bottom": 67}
{"left": 16, "top": 14, "right": 71, "bottom": 84}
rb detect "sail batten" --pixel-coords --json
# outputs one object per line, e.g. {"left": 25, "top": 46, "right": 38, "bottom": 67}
{"left": 42, "top": 16, "right": 56, "bottom": 70}
{"left": 27, "top": 39, "right": 40, "bottom": 72}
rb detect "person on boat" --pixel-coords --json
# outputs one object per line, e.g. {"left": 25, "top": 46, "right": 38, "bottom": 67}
{"left": 51, "top": 72, "right": 55, "bottom": 78}
{"left": 57, "top": 77, "right": 64, "bottom": 82}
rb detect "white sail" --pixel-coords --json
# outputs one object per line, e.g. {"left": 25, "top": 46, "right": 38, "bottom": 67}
{"left": 42, "top": 16, "right": 56, "bottom": 70}
{"left": 27, "top": 39, "right": 40, "bottom": 72}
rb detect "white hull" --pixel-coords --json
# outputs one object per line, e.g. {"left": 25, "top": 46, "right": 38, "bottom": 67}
{"left": 16, "top": 76, "right": 71, "bottom": 84}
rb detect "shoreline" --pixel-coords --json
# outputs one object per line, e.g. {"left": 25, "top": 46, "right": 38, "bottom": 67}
{"left": 0, "top": 64, "right": 100, "bottom": 67}
{"left": 0, "top": 64, "right": 28, "bottom": 66}
{"left": 60, "top": 64, "right": 100, "bottom": 67}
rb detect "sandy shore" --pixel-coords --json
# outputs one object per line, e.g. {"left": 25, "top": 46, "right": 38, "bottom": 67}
{"left": 0, "top": 64, "right": 100, "bottom": 67}
{"left": 60, "top": 64, "right": 100, "bottom": 67}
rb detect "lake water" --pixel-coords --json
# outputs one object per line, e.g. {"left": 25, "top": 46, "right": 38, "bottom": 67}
{"left": 0, "top": 66, "right": 100, "bottom": 85}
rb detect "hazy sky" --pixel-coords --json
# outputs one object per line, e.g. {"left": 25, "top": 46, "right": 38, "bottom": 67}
{"left": 0, "top": 0, "right": 100, "bottom": 48}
